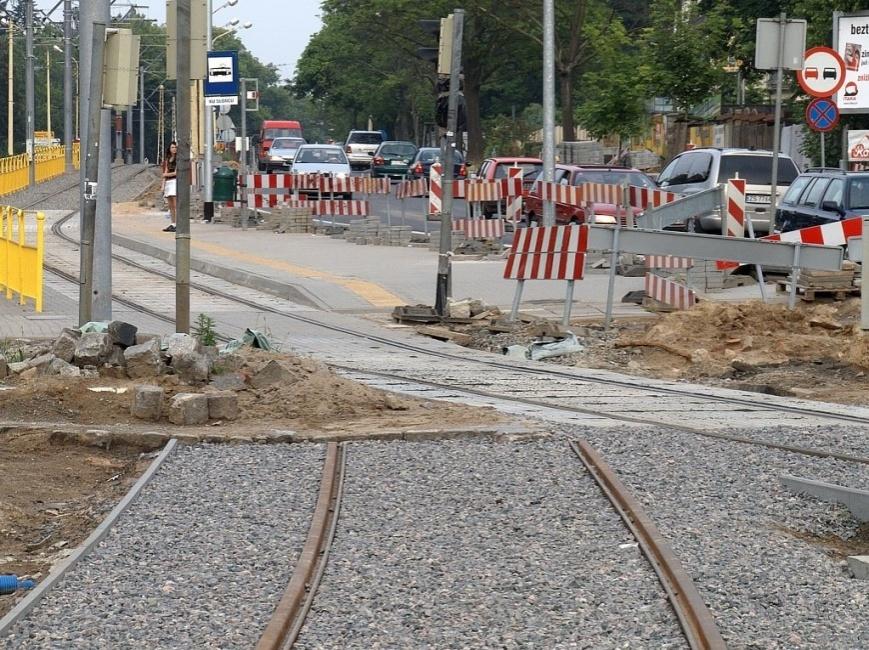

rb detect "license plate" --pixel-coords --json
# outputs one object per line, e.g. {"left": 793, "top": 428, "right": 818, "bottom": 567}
{"left": 391, "top": 161, "right": 407, "bottom": 167}
{"left": 746, "top": 194, "right": 770, "bottom": 204}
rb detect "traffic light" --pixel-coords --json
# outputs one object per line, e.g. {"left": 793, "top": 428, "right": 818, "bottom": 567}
{"left": 418, "top": 14, "right": 454, "bottom": 75}
{"left": 435, "top": 76, "right": 466, "bottom": 130}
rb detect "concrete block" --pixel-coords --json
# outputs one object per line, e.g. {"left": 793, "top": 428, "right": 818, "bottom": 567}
{"left": 131, "top": 385, "right": 164, "bottom": 421}
{"left": 48, "top": 357, "right": 81, "bottom": 377}
{"left": 207, "top": 390, "right": 239, "bottom": 420}
{"left": 163, "top": 333, "right": 202, "bottom": 359}
{"left": 108, "top": 320, "right": 138, "bottom": 348}
{"left": 51, "top": 328, "right": 80, "bottom": 362}
{"left": 171, "top": 350, "right": 211, "bottom": 384}
{"left": 168, "top": 393, "right": 209, "bottom": 425}
{"left": 74, "top": 332, "right": 113, "bottom": 366}
{"left": 124, "top": 338, "right": 162, "bottom": 378}
{"left": 847, "top": 556, "right": 869, "bottom": 580}
{"left": 249, "top": 360, "right": 293, "bottom": 389}
{"left": 28, "top": 353, "right": 55, "bottom": 373}
{"left": 780, "top": 474, "right": 869, "bottom": 522}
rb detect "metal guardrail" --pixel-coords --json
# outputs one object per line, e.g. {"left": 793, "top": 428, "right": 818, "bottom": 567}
{"left": 0, "top": 144, "right": 80, "bottom": 198}
{"left": 0, "top": 205, "right": 45, "bottom": 312}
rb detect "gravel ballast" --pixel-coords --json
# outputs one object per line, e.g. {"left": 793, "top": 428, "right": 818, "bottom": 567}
{"left": 295, "top": 439, "right": 684, "bottom": 649}
{"left": 4, "top": 443, "right": 324, "bottom": 649}
{"left": 566, "top": 424, "right": 869, "bottom": 649}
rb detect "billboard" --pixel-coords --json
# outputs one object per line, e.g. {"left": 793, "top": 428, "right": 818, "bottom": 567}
{"left": 847, "top": 130, "right": 869, "bottom": 161}
{"left": 835, "top": 11, "right": 869, "bottom": 113}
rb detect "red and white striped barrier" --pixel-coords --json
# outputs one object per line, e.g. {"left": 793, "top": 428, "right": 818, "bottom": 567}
{"left": 503, "top": 224, "right": 589, "bottom": 280}
{"left": 429, "top": 163, "right": 443, "bottom": 215}
{"left": 505, "top": 167, "right": 523, "bottom": 224}
{"left": 627, "top": 186, "right": 680, "bottom": 210}
{"left": 395, "top": 178, "right": 428, "bottom": 199}
{"left": 284, "top": 199, "right": 370, "bottom": 216}
{"left": 645, "top": 272, "right": 697, "bottom": 310}
{"left": 645, "top": 255, "right": 693, "bottom": 269}
{"left": 319, "top": 176, "right": 354, "bottom": 195}
{"left": 535, "top": 181, "right": 680, "bottom": 211}
{"left": 466, "top": 180, "right": 502, "bottom": 203}
{"left": 724, "top": 178, "right": 745, "bottom": 237}
{"left": 765, "top": 216, "right": 862, "bottom": 246}
{"left": 453, "top": 218, "right": 504, "bottom": 239}
{"left": 352, "top": 176, "right": 391, "bottom": 194}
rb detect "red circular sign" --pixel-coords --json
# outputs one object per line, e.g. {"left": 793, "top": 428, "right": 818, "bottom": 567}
{"left": 805, "top": 97, "right": 839, "bottom": 133}
{"left": 797, "top": 47, "right": 846, "bottom": 98}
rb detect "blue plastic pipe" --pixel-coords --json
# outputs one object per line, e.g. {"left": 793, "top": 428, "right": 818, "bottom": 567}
{"left": 0, "top": 574, "right": 35, "bottom": 594}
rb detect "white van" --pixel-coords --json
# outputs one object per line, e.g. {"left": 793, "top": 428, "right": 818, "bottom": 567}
{"left": 656, "top": 148, "right": 800, "bottom": 234}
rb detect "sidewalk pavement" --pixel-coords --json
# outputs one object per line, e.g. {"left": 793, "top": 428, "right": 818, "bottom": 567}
{"left": 0, "top": 201, "right": 776, "bottom": 340}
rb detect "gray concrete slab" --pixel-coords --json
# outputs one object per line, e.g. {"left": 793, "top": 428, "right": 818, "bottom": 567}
{"left": 780, "top": 474, "right": 869, "bottom": 522}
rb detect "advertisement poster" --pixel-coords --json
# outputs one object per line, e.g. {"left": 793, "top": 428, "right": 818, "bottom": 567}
{"left": 836, "top": 13, "right": 869, "bottom": 112}
{"left": 848, "top": 130, "right": 869, "bottom": 162}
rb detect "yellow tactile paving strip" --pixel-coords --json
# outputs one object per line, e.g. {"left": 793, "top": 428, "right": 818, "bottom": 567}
{"left": 114, "top": 211, "right": 406, "bottom": 308}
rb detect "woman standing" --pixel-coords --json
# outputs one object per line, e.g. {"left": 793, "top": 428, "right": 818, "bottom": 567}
{"left": 162, "top": 141, "right": 178, "bottom": 232}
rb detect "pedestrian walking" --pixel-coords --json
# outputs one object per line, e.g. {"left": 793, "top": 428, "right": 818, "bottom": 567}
{"left": 162, "top": 141, "right": 178, "bottom": 232}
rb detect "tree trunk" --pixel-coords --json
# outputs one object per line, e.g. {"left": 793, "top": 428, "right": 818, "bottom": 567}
{"left": 560, "top": 70, "right": 575, "bottom": 142}
{"left": 464, "top": 62, "right": 484, "bottom": 164}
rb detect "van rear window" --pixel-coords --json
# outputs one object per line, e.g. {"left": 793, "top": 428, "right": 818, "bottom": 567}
{"left": 717, "top": 155, "right": 798, "bottom": 185}
{"left": 348, "top": 133, "right": 383, "bottom": 145}
{"left": 264, "top": 128, "right": 302, "bottom": 139}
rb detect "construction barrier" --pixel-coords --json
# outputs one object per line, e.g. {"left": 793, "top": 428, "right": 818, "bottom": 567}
{"left": 645, "top": 255, "right": 693, "bottom": 268}
{"left": 504, "top": 224, "right": 589, "bottom": 281}
{"left": 0, "top": 206, "right": 44, "bottom": 312}
{"left": 766, "top": 216, "right": 862, "bottom": 246}
{"left": 395, "top": 178, "right": 427, "bottom": 199}
{"left": 645, "top": 272, "right": 697, "bottom": 310}
{"left": 505, "top": 167, "right": 523, "bottom": 225}
{"left": 453, "top": 218, "right": 504, "bottom": 240}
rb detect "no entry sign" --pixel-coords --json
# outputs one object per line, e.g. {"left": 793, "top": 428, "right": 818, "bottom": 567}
{"left": 805, "top": 97, "right": 839, "bottom": 132}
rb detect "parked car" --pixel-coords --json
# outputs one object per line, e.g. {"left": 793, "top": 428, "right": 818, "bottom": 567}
{"left": 406, "top": 147, "right": 467, "bottom": 180}
{"left": 655, "top": 147, "right": 800, "bottom": 233}
{"left": 343, "top": 130, "right": 384, "bottom": 170}
{"left": 291, "top": 145, "right": 352, "bottom": 199}
{"left": 371, "top": 141, "right": 418, "bottom": 179}
{"left": 474, "top": 157, "right": 543, "bottom": 217}
{"left": 775, "top": 168, "right": 869, "bottom": 233}
{"left": 263, "top": 137, "right": 306, "bottom": 173}
{"left": 524, "top": 165, "right": 658, "bottom": 225}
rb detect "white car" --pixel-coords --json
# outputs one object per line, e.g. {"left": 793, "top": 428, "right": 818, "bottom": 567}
{"left": 266, "top": 137, "right": 307, "bottom": 172}
{"left": 291, "top": 145, "right": 353, "bottom": 199}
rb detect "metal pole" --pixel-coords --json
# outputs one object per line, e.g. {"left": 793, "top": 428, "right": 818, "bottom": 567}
{"left": 7, "top": 23, "right": 13, "bottom": 156}
{"left": 126, "top": 103, "right": 133, "bottom": 163}
{"left": 240, "top": 77, "right": 248, "bottom": 230}
{"left": 25, "top": 0, "right": 35, "bottom": 187}
{"left": 176, "top": 0, "right": 192, "bottom": 333}
{"left": 79, "top": 22, "right": 106, "bottom": 326}
{"left": 788, "top": 243, "right": 801, "bottom": 310}
{"left": 157, "top": 84, "right": 164, "bottom": 165}
{"left": 862, "top": 216, "right": 869, "bottom": 330}
{"left": 562, "top": 280, "right": 574, "bottom": 327}
{"left": 842, "top": 127, "right": 848, "bottom": 171}
{"left": 92, "top": 0, "right": 112, "bottom": 321}
{"left": 769, "top": 12, "right": 786, "bottom": 221}
{"left": 509, "top": 280, "right": 524, "bottom": 321}
{"left": 541, "top": 0, "right": 555, "bottom": 226}
{"left": 603, "top": 225, "right": 621, "bottom": 331}
{"left": 435, "top": 8, "right": 463, "bottom": 316}
{"left": 139, "top": 64, "right": 144, "bottom": 163}
{"left": 45, "top": 49, "right": 50, "bottom": 134}
{"left": 820, "top": 132, "right": 825, "bottom": 169}
{"left": 63, "top": 0, "right": 72, "bottom": 170}
{"left": 203, "top": 0, "right": 214, "bottom": 222}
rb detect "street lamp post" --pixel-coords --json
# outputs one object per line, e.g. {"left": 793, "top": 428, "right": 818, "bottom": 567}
{"left": 25, "top": 0, "right": 35, "bottom": 187}
{"left": 62, "top": 0, "right": 72, "bottom": 170}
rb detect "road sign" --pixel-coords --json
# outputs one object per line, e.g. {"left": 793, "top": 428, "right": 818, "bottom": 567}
{"left": 204, "top": 50, "right": 239, "bottom": 97}
{"left": 805, "top": 97, "right": 840, "bottom": 132}
{"left": 205, "top": 95, "right": 239, "bottom": 106}
{"left": 797, "top": 46, "right": 846, "bottom": 97}
{"left": 755, "top": 18, "right": 807, "bottom": 70}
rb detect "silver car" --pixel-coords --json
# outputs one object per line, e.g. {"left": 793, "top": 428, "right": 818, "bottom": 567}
{"left": 656, "top": 148, "right": 800, "bottom": 234}
{"left": 343, "top": 130, "right": 383, "bottom": 170}
{"left": 266, "top": 137, "right": 306, "bottom": 172}
{"left": 291, "top": 145, "right": 353, "bottom": 199}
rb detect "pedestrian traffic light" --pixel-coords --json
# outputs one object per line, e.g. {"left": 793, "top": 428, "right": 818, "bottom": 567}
{"left": 418, "top": 14, "right": 454, "bottom": 75}
{"left": 435, "top": 76, "right": 466, "bottom": 131}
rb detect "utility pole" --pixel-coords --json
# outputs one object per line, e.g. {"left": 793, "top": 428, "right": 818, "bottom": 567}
{"left": 176, "top": 0, "right": 192, "bottom": 333}
{"left": 79, "top": 22, "right": 106, "bottom": 325}
{"left": 157, "top": 83, "right": 164, "bottom": 164}
{"left": 138, "top": 64, "right": 144, "bottom": 163}
{"left": 239, "top": 76, "right": 248, "bottom": 229}
{"left": 435, "top": 9, "right": 463, "bottom": 316}
{"left": 7, "top": 21, "right": 13, "bottom": 156}
{"left": 25, "top": 0, "right": 35, "bottom": 187}
{"left": 92, "top": 0, "right": 113, "bottom": 321}
{"left": 768, "top": 11, "right": 786, "bottom": 221}
{"left": 203, "top": 0, "right": 214, "bottom": 222}
{"left": 125, "top": 104, "right": 133, "bottom": 163}
{"left": 45, "top": 49, "right": 51, "bottom": 134}
{"left": 63, "top": 0, "right": 73, "bottom": 170}
{"left": 541, "top": 0, "right": 555, "bottom": 226}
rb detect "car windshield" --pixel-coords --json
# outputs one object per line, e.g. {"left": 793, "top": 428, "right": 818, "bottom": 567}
{"left": 297, "top": 148, "right": 346, "bottom": 164}
{"left": 658, "top": 153, "right": 713, "bottom": 186}
{"left": 717, "top": 155, "right": 798, "bottom": 185}
{"left": 380, "top": 144, "right": 417, "bottom": 157}
{"left": 271, "top": 138, "right": 305, "bottom": 150}
{"left": 348, "top": 132, "right": 382, "bottom": 145}
{"left": 571, "top": 170, "right": 656, "bottom": 189}
{"left": 494, "top": 162, "right": 542, "bottom": 179}
{"left": 850, "top": 179, "right": 869, "bottom": 209}
{"left": 264, "top": 127, "right": 302, "bottom": 139}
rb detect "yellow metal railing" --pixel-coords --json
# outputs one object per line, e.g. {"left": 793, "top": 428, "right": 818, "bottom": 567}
{"left": 0, "top": 206, "right": 44, "bottom": 312}
{"left": 0, "top": 144, "right": 80, "bottom": 198}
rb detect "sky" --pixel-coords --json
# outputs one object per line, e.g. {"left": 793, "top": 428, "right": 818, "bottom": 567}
{"left": 36, "top": 0, "right": 324, "bottom": 82}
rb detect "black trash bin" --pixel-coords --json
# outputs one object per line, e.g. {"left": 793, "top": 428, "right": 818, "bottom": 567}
{"left": 213, "top": 166, "right": 238, "bottom": 202}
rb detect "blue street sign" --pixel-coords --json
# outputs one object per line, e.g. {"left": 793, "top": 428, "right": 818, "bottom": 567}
{"left": 204, "top": 50, "right": 239, "bottom": 97}
{"left": 805, "top": 97, "right": 839, "bottom": 133}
